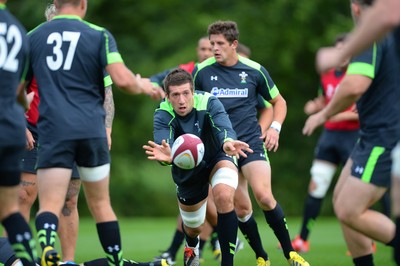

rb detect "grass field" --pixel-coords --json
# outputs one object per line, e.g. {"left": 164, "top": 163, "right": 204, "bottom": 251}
{"left": 44, "top": 216, "right": 395, "bottom": 266}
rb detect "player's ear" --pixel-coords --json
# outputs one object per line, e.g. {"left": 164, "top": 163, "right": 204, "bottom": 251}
{"left": 231, "top": 40, "right": 238, "bottom": 50}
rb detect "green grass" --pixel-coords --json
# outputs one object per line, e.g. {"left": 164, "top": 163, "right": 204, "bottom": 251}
{"left": 50, "top": 216, "right": 395, "bottom": 266}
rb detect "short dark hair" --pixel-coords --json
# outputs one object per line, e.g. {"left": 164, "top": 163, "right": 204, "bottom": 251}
{"left": 351, "top": 0, "right": 374, "bottom": 6}
{"left": 55, "top": 0, "right": 82, "bottom": 7}
{"left": 208, "top": 20, "right": 239, "bottom": 44}
{"left": 163, "top": 68, "right": 194, "bottom": 95}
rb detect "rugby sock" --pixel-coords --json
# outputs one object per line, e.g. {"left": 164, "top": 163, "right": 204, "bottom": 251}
{"left": 238, "top": 214, "right": 269, "bottom": 260}
{"left": 395, "top": 217, "right": 400, "bottom": 265}
{"left": 35, "top": 211, "right": 58, "bottom": 249}
{"left": 263, "top": 203, "right": 294, "bottom": 259}
{"left": 168, "top": 229, "right": 184, "bottom": 259}
{"left": 353, "top": 254, "right": 374, "bottom": 266}
{"left": 181, "top": 224, "right": 198, "bottom": 248}
{"left": 217, "top": 210, "right": 237, "bottom": 266}
{"left": 3, "top": 212, "right": 37, "bottom": 266}
{"left": 96, "top": 221, "right": 123, "bottom": 266}
{"left": 299, "top": 195, "right": 323, "bottom": 240}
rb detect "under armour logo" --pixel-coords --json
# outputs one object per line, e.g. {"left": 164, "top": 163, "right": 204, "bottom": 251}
{"left": 354, "top": 166, "right": 364, "bottom": 174}
{"left": 211, "top": 76, "right": 218, "bottom": 81}
{"left": 107, "top": 245, "right": 120, "bottom": 252}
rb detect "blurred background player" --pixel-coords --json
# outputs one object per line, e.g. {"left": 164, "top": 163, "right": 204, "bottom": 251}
{"left": 0, "top": 1, "right": 38, "bottom": 266}
{"left": 315, "top": 0, "right": 400, "bottom": 264}
{"left": 303, "top": 0, "right": 400, "bottom": 265}
{"left": 291, "top": 33, "right": 360, "bottom": 252}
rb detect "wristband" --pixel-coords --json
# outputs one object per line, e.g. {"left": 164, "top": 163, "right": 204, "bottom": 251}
{"left": 270, "top": 121, "right": 282, "bottom": 133}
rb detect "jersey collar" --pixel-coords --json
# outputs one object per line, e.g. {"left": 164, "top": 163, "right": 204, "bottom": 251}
{"left": 52, "top": 15, "right": 82, "bottom": 21}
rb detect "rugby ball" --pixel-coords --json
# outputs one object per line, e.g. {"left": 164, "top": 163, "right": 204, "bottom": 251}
{"left": 171, "top": 134, "right": 205, "bottom": 170}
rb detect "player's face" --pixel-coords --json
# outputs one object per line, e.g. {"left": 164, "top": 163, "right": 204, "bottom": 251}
{"left": 210, "top": 34, "right": 238, "bottom": 66}
{"left": 167, "top": 83, "right": 194, "bottom": 117}
{"left": 197, "top": 39, "right": 213, "bottom": 63}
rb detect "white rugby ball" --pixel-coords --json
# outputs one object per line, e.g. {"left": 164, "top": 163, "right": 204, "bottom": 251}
{"left": 171, "top": 133, "right": 205, "bottom": 170}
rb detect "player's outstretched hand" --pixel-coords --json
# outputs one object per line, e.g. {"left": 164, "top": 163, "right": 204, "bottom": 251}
{"left": 316, "top": 46, "right": 342, "bottom": 73}
{"left": 143, "top": 140, "right": 172, "bottom": 164}
{"left": 302, "top": 111, "right": 327, "bottom": 136}
{"left": 223, "top": 140, "right": 253, "bottom": 159}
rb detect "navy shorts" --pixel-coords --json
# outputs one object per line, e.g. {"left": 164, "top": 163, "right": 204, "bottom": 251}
{"left": 0, "top": 144, "right": 24, "bottom": 186}
{"left": 175, "top": 153, "right": 235, "bottom": 205}
{"left": 37, "top": 138, "right": 110, "bottom": 170}
{"left": 314, "top": 129, "right": 359, "bottom": 165}
{"left": 21, "top": 124, "right": 80, "bottom": 178}
{"left": 350, "top": 139, "right": 393, "bottom": 187}
{"left": 237, "top": 137, "right": 269, "bottom": 169}
{"left": 0, "top": 237, "right": 15, "bottom": 265}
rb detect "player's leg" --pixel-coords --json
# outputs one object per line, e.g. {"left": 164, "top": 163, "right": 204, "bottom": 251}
{"left": 58, "top": 175, "right": 80, "bottom": 263}
{"left": 391, "top": 142, "right": 400, "bottom": 265}
{"left": 179, "top": 198, "right": 207, "bottom": 266}
{"left": 77, "top": 137, "right": 123, "bottom": 266}
{"left": 203, "top": 186, "right": 221, "bottom": 260}
{"left": 333, "top": 157, "right": 395, "bottom": 265}
{"left": 293, "top": 159, "right": 336, "bottom": 252}
{"left": 18, "top": 172, "right": 37, "bottom": 223}
{"left": 234, "top": 172, "right": 269, "bottom": 263}
{"left": 210, "top": 160, "right": 238, "bottom": 266}
{"left": 242, "top": 160, "right": 309, "bottom": 265}
{"left": 35, "top": 167, "right": 71, "bottom": 265}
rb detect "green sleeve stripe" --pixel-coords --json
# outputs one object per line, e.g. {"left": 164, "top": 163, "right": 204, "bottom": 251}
{"left": 224, "top": 137, "right": 234, "bottom": 143}
{"left": 103, "top": 75, "right": 112, "bottom": 87}
{"left": 347, "top": 43, "right": 377, "bottom": 78}
{"left": 107, "top": 52, "right": 123, "bottom": 64}
{"left": 0, "top": 3, "right": 5, "bottom": 9}
{"left": 238, "top": 55, "right": 261, "bottom": 70}
{"left": 269, "top": 85, "right": 279, "bottom": 99}
{"left": 361, "top": 146, "right": 385, "bottom": 183}
{"left": 151, "top": 82, "right": 160, "bottom": 87}
{"left": 263, "top": 100, "right": 272, "bottom": 108}
{"left": 347, "top": 62, "right": 375, "bottom": 78}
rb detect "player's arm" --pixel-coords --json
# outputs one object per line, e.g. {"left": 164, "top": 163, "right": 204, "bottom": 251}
{"left": 328, "top": 105, "right": 359, "bottom": 123}
{"left": 317, "top": 0, "right": 400, "bottom": 72}
{"left": 303, "top": 74, "right": 371, "bottom": 135}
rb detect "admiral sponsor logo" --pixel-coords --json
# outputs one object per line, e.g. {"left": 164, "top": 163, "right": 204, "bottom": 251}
{"left": 210, "top": 87, "right": 248, "bottom": 98}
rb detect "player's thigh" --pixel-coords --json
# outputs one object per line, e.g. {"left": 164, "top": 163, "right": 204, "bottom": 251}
{"left": 392, "top": 177, "right": 400, "bottom": 216}
{"left": 333, "top": 158, "right": 352, "bottom": 203}
{"left": 241, "top": 160, "right": 272, "bottom": 199}
{"left": 234, "top": 173, "right": 252, "bottom": 215}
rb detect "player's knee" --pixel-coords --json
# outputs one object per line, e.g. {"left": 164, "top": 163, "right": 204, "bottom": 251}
{"left": 256, "top": 194, "right": 276, "bottom": 210}
{"left": 18, "top": 187, "right": 36, "bottom": 207}
{"left": 309, "top": 161, "right": 336, "bottom": 198}
{"left": 333, "top": 203, "right": 355, "bottom": 225}
{"left": 180, "top": 201, "right": 207, "bottom": 229}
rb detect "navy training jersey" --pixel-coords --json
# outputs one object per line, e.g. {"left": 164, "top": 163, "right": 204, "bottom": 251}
{"left": 28, "top": 15, "right": 122, "bottom": 141}
{"left": 346, "top": 33, "right": 400, "bottom": 146}
{"left": 193, "top": 56, "right": 280, "bottom": 143}
{"left": 0, "top": 4, "right": 29, "bottom": 146}
{"left": 154, "top": 91, "right": 237, "bottom": 185}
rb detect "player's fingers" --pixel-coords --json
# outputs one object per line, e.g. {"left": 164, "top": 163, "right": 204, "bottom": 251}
{"left": 238, "top": 150, "right": 248, "bottom": 158}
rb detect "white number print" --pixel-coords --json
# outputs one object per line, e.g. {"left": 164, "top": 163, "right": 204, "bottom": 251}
{"left": 0, "top": 22, "right": 23, "bottom": 72}
{"left": 46, "top": 31, "right": 81, "bottom": 71}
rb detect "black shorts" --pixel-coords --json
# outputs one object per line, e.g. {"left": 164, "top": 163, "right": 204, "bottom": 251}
{"left": 175, "top": 153, "right": 235, "bottom": 205}
{"left": 237, "top": 137, "right": 269, "bottom": 169}
{"left": 21, "top": 124, "right": 80, "bottom": 178}
{"left": 0, "top": 144, "right": 24, "bottom": 186}
{"left": 0, "top": 237, "right": 15, "bottom": 265}
{"left": 314, "top": 129, "right": 359, "bottom": 165}
{"left": 350, "top": 139, "right": 393, "bottom": 187}
{"left": 37, "top": 138, "right": 110, "bottom": 170}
